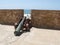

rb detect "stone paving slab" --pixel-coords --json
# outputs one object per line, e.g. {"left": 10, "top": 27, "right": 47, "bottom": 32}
{"left": 0, "top": 24, "right": 30, "bottom": 45}
{"left": 0, "top": 24, "right": 60, "bottom": 45}
{"left": 20, "top": 28, "right": 60, "bottom": 45}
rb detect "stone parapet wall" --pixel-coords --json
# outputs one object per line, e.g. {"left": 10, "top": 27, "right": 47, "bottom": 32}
{"left": 0, "top": 9, "right": 24, "bottom": 25}
{"left": 31, "top": 10, "right": 60, "bottom": 30}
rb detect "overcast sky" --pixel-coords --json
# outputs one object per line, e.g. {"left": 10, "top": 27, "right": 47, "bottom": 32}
{"left": 0, "top": 0, "right": 60, "bottom": 10}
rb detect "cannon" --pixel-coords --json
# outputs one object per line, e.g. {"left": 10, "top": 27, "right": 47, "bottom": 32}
{"left": 14, "top": 17, "right": 26, "bottom": 36}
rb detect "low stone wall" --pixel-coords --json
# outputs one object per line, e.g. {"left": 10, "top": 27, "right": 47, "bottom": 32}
{"left": 0, "top": 9, "right": 24, "bottom": 25}
{"left": 31, "top": 10, "right": 60, "bottom": 30}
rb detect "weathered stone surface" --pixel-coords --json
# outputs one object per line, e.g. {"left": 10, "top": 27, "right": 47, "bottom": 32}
{"left": 0, "top": 26, "right": 60, "bottom": 45}
{"left": 0, "top": 9, "right": 24, "bottom": 25}
{"left": 31, "top": 10, "right": 60, "bottom": 29}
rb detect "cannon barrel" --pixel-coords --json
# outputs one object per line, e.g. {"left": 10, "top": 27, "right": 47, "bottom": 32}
{"left": 14, "top": 17, "right": 26, "bottom": 36}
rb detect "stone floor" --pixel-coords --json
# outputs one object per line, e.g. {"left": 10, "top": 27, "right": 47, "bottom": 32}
{"left": 0, "top": 24, "right": 60, "bottom": 45}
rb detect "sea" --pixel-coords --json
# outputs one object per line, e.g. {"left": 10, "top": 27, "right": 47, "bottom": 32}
{"left": 24, "top": 9, "right": 31, "bottom": 19}
{"left": 24, "top": 9, "right": 31, "bottom": 14}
